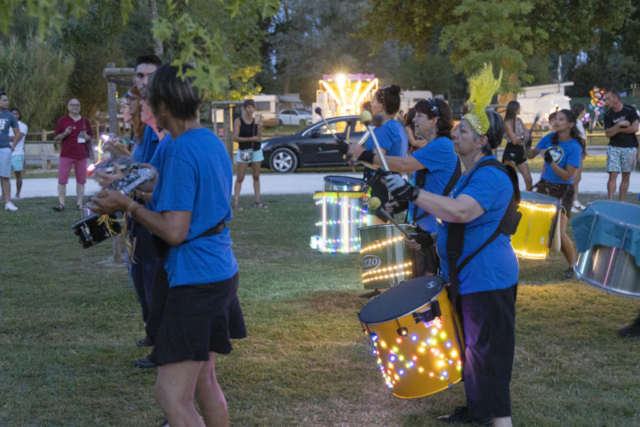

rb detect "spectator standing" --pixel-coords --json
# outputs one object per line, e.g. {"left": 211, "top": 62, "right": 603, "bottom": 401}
{"left": 52, "top": 99, "right": 93, "bottom": 211}
{"left": 603, "top": 89, "right": 639, "bottom": 201}
{"left": 233, "top": 99, "right": 266, "bottom": 211}
{"left": 571, "top": 103, "right": 587, "bottom": 211}
{"left": 0, "top": 91, "right": 23, "bottom": 211}
{"left": 8, "top": 107, "right": 27, "bottom": 200}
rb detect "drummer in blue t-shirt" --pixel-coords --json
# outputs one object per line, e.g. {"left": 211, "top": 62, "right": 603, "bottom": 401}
{"left": 359, "top": 85, "right": 408, "bottom": 225}
{"left": 382, "top": 65, "right": 519, "bottom": 426}
{"left": 349, "top": 98, "right": 459, "bottom": 276}
{"left": 526, "top": 109, "right": 585, "bottom": 280}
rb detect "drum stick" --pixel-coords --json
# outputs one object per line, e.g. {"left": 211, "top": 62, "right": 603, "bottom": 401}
{"left": 360, "top": 110, "right": 390, "bottom": 171}
{"left": 368, "top": 197, "right": 412, "bottom": 239}
{"left": 356, "top": 130, "right": 371, "bottom": 146}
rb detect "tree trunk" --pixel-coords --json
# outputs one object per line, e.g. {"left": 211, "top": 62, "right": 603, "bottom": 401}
{"left": 148, "top": 0, "right": 164, "bottom": 57}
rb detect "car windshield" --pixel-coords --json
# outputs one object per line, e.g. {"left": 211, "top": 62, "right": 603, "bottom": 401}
{"left": 299, "top": 117, "right": 360, "bottom": 135}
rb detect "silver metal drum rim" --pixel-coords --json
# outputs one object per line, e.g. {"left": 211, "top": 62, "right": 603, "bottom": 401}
{"left": 587, "top": 202, "right": 640, "bottom": 231}
{"left": 359, "top": 285, "right": 447, "bottom": 326}
{"left": 574, "top": 267, "right": 640, "bottom": 299}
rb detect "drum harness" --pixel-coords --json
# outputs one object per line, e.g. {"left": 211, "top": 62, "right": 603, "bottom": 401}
{"left": 410, "top": 157, "right": 462, "bottom": 229}
{"left": 445, "top": 160, "right": 522, "bottom": 361}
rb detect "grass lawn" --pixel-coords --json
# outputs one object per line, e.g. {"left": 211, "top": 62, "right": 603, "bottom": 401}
{"left": 2, "top": 193, "right": 640, "bottom": 426}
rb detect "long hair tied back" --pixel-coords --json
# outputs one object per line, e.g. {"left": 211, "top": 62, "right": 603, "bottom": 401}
{"left": 464, "top": 64, "right": 503, "bottom": 135}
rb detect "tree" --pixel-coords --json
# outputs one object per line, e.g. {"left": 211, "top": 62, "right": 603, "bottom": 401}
{"left": 0, "top": 38, "right": 74, "bottom": 130}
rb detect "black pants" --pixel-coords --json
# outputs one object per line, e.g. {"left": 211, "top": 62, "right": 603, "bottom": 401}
{"left": 145, "top": 258, "right": 170, "bottom": 343}
{"left": 130, "top": 225, "right": 158, "bottom": 322}
{"left": 459, "top": 285, "right": 517, "bottom": 419}
{"left": 410, "top": 245, "right": 440, "bottom": 277}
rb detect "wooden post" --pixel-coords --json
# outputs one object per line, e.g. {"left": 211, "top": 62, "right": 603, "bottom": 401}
{"left": 275, "top": 96, "right": 280, "bottom": 136}
{"left": 107, "top": 63, "right": 118, "bottom": 135}
{"left": 40, "top": 130, "right": 47, "bottom": 170}
{"left": 223, "top": 106, "right": 233, "bottom": 159}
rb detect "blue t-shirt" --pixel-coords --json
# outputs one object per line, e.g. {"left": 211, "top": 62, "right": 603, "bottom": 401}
{"left": 436, "top": 156, "right": 519, "bottom": 294}
{"left": 0, "top": 110, "right": 19, "bottom": 149}
{"left": 407, "top": 137, "right": 459, "bottom": 233}
{"left": 535, "top": 133, "right": 582, "bottom": 184}
{"left": 151, "top": 128, "right": 238, "bottom": 287}
{"left": 146, "top": 134, "right": 171, "bottom": 209}
{"left": 131, "top": 125, "right": 160, "bottom": 164}
{"left": 365, "top": 119, "right": 408, "bottom": 158}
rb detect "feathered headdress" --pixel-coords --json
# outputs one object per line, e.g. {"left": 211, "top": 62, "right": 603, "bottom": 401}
{"left": 463, "top": 64, "right": 503, "bottom": 135}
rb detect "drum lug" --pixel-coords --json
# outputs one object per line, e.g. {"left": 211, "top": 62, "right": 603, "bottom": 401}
{"left": 412, "top": 301, "right": 442, "bottom": 324}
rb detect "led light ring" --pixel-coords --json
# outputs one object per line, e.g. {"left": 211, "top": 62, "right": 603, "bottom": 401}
{"left": 362, "top": 269, "right": 413, "bottom": 284}
{"left": 361, "top": 262, "right": 412, "bottom": 277}
{"left": 360, "top": 236, "right": 405, "bottom": 253}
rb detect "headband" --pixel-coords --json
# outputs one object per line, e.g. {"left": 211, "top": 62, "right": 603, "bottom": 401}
{"left": 427, "top": 98, "right": 440, "bottom": 118}
{"left": 463, "top": 64, "right": 502, "bottom": 135}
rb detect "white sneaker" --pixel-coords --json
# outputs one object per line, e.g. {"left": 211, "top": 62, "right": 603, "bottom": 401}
{"left": 12, "top": 195, "right": 20, "bottom": 200}
{"left": 571, "top": 200, "right": 585, "bottom": 213}
{"left": 5, "top": 201, "right": 18, "bottom": 211}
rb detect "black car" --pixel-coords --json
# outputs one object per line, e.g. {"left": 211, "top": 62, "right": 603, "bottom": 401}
{"left": 261, "top": 115, "right": 367, "bottom": 173}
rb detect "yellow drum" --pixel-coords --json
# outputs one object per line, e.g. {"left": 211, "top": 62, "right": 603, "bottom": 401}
{"left": 511, "top": 191, "right": 560, "bottom": 259}
{"left": 358, "top": 276, "right": 464, "bottom": 399}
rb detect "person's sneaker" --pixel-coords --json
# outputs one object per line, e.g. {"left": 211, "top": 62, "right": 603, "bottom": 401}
{"left": 437, "top": 407, "right": 492, "bottom": 425}
{"left": 134, "top": 355, "right": 157, "bottom": 369}
{"left": 562, "top": 268, "right": 575, "bottom": 280}
{"left": 572, "top": 200, "right": 585, "bottom": 213}
{"left": 5, "top": 201, "right": 18, "bottom": 211}
{"left": 617, "top": 323, "right": 640, "bottom": 338}
{"left": 12, "top": 195, "right": 20, "bottom": 200}
{"left": 136, "top": 336, "right": 154, "bottom": 347}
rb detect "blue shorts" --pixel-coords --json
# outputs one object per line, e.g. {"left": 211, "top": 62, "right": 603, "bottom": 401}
{"left": 236, "top": 148, "right": 264, "bottom": 163}
{"left": 0, "top": 148, "right": 10, "bottom": 178}
{"left": 11, "top": 154, "right": 24, "bottom": 172}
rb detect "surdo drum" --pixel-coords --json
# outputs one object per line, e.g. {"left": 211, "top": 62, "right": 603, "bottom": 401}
{"left": 358, "top": 276, "right": 464, "bottom": 398}
{"left": 511, "top": 191, "right": 561, "bottom": 259}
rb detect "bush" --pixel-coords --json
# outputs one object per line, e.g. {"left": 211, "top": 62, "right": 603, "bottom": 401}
{"left": 0, "top": 38, "right": 74, "bottom": 131}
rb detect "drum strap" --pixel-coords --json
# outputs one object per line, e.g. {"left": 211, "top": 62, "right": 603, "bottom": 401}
{"left": 446, "top": 160, "right": 522, "bottom": 309}
{"left": 412, "top": 157, "right": 462, "bottom": 224}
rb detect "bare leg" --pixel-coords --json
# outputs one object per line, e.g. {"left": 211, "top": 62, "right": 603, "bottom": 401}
{"left": 233, "top": 162, "right": 248, "bottom": 206}
{"left": 1, "top": 177, "right": 10, "bottom": 204}
{"left": 493, "top": 417, "right": 513, "bottom": 427}
{"left": 76, "top": 183, "right": 85, "bottom": 207}
{"left": 517, "top": 162, "right": 533, "bottom": 191}
{"left": 194, "top": 353, "right": 229, "bottom": 427}
{"left": 559, "top": 213, "right": 575, "bottom": 266}
{"left": 155, "top": 360, "right": 206, "bottom": 427}
{"left": 607, "top": 172, "right": 618, "bottom": 201}
{"left": 573, "top": 164, "right": 582, "bottom": 201}
{"left": 619, "top": 172, "right": 630, "bottom": 201}
{"left": 14, "top": 171, "right": 22, "bottom": 197}
{"left": 251, "top": 161, "right": 261, "bottom": 204}
{"left": 57, "top": 184, "right": 66, "bottom": 206}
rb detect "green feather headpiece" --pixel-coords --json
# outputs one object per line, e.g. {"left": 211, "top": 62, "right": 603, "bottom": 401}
{"left": 463, "top": 64, "right": 503, "bottom": 135}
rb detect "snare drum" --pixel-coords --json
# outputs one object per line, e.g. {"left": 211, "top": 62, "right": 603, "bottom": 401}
{"left": 511, "top": 191, "right": 560, "bottom": 259}
{"left": 358, "top": 276, "right": 464, "bottom": 399}
{"left": 359, "top": 224, "right": 415, "bottom": 289}
{"left": 312, "top": 191, "right": 368, "bottom": 253}
{"left": 324, "top": 175, "right": 365, "bottom": 192}
{"left": 573, "top": 201, "right": 640, "bottom": 298}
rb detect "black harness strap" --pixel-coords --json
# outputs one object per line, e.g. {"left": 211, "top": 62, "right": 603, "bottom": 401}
{"left": 446, "top": 159, "right": 522, "bottom": 309}
{"left": 412, "top": 157, "right": 462, "bottom": 224}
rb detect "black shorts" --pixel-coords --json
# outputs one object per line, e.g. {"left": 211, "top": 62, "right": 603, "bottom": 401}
{"left": 535, "top": 179, "right": 574, "bottom": 219}
{"left": 502, "top": 143, "right": 527, "bottom": 165}
{"left": 460, "top": 284, "right": 518, "bottom": 419}
{"left": 410, "top": 243, "right": 440, "bottom": 276}
{"left": 150, "top": 272, "right": 247, "bottom": 366}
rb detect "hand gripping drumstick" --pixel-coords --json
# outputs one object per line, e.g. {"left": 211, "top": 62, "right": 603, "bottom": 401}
{"left": 368, "top": 197, "right": 412, "bottom": 239}
{"left": 359, "top": 110, "right": 390, "bottom": 171}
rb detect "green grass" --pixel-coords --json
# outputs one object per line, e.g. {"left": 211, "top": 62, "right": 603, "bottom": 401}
{"left": 2, "top": 194, "right": 640, "bottom": 426}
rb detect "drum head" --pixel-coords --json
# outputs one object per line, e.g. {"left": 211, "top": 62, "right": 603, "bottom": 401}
{"left": 358, "top": 276, "right": 445, "bottom": 324}
{"left": 522, "top": 190, "right": 559, "bottom": 204}
{"left": 324, "top": 175, "right": 365, "bottom": 185}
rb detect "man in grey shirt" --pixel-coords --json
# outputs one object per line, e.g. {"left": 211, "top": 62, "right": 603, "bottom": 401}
{"left": 0, "top": 91, "right": 22, "bottom": 211}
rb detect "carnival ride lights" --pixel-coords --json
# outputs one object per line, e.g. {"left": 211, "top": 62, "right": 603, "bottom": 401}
{"left": 319, "top": 74, "right": 378, "bottom": 116}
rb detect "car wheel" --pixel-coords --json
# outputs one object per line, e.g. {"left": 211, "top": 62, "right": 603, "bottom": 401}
{"left": 269, "top": 147, "right": 298, "bottom": 173}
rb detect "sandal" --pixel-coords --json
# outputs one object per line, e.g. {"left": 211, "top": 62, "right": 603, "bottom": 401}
{"left": 52, "top": 204, "right": 65, "bottom": 212}
{"left": 233, "top": 204, "right": 243, "bottom": 212}
{"left": 255, "top": 202, "right": 268, "bottom": 208}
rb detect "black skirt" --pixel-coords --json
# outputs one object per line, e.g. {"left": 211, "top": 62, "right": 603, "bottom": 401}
{"left": 150, "top": 272, "right": 247, "bottom": 366}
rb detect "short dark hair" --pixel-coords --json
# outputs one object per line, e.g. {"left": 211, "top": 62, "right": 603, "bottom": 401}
{"left": 374, "top": 85, "right": 402, "bottom": 115}
{"left": 414, "top": 98, "right": 453, "bottom": 139}
{"left": 243, "top": 99, "right": 255, "bottom": 108}
{"left": 571, "top": 103, "right": 585, "bottom": 117}
{"left": 147, "top": 63, "right": 204, "bottom": 120}
{"left": 481, "top": 110, "right": 505, "bottom": 155}
{"left": 0, "top": 91, "right": 7, "bottom": 97}
{"left": 404, "top": 107, "right": 416, "bottom": 130}
{"left": 135, "top": 54, "right": 162, "bottom": 71}
{"left": 10, "top": 107, "right": 21, "bottom": 118}
{"left": 605, "top": 88, "right": 621, "bottom": 100}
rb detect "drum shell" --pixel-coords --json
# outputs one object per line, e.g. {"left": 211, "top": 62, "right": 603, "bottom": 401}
{"left": 361, "top": 288, "right": 464, "bottom": 399}
{"left": 511, "top": 191, "right": 560, "bottom": 259}
{"left": 324, "top": 175, "right": 365, "bottom": 192}
{"left": 80, "top": 205, "right": 93, "bottom": 219}
{"left": 359, "top": 224, "right": 414, "bottom": 289}
{"left": 575, "top": 245, "right": 640, "bottom": 298}
{"left": 314, "top": 191, "right": 368, "bottom": 253}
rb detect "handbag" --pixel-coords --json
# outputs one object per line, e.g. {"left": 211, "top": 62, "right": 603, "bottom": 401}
{"left": 239, "top": 148, "right": 254, "bottom": 162}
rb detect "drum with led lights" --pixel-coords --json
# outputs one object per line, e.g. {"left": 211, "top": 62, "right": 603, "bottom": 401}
{"left": 359, "top": 224, "right": 415, "bottom": 289}
{"left": 311, "top": 191, "right": 368, "bottom": 253}
{"left": 324, "top": 175, "right": 365, "bottom": 192}
{"left": 358, "top": 276, "right": 464, "bottom": 399}
{"left": 511, "top": 191, "right": 561, "bottom": 259}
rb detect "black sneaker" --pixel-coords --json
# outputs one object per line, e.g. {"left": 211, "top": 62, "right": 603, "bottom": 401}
{"left": 562, "top": 268, "right": 575, "bottom": 280}
{"left": 136, "top": 336, "right": 154, "bottom": 347}
{"left": 617, "top": 323, "right": 640, "bottom": 338}
{"left": 437, "top": 407, "right": 492, "bottom": 425}
{"left": 134, "top": 355, "right": 157, "bottom": 369}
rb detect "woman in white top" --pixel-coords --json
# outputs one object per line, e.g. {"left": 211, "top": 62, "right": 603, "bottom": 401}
{"left": 501, "top": 101, "right": 533, "bottom": 190}
{"left": 570, "top": 103, "right": 587, "bottom": 212}
{"left": 9, "top": 108, "right": 28, "bottom": 200}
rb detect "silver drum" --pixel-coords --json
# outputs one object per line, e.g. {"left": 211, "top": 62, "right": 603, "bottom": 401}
{"left": 324, "top": 175, "right": 365, "bottom": 192}
{"left": 575, "top": 245, "right": 640, "bottom": 299}
{"left": 80, "top": 205, "right": 93, "bottom": 219}
{"left": 312, "top": 191, "right": 368, "bottom": 253}
{"left": 359, "top": 224, "right": 415, "bottom": 290}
